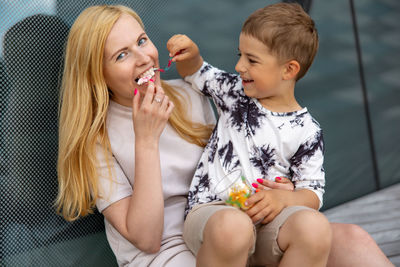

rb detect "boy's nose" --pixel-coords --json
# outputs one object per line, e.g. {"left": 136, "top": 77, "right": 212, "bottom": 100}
{"left": 235, "top": 60, "right": 245, "bottom": 74}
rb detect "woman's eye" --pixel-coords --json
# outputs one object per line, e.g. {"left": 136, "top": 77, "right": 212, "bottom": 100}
{"left": 116, "top": 52, "right": 127, "bottom": 61}
{"left": 138, "top": 37, "right": 147, "bottom": 46}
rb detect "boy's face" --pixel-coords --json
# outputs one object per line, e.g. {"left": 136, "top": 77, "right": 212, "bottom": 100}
{"left": 235, "top": 33, "right": 288, "bottom": 105}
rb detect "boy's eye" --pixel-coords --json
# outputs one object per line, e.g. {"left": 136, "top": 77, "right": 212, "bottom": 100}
{"left": 249, "top": 59, "right": 257, "bottom": 64}
{"left": 116, "top": 52, "right": 127, "bottom": 61}
{"left": 237, "top": 52, "right": 242, "bottom": 57}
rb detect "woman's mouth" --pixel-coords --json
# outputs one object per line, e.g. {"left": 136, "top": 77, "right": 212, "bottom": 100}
{"left": 135, "top": 68, "right": 156, "bottom": 85}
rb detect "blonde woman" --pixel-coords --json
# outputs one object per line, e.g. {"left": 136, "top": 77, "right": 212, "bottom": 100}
{"left": 56, "top": 4, "right": 214, "bottom": 266}
{"left": 56, "top": 4, "right": 393, "bottom": 267}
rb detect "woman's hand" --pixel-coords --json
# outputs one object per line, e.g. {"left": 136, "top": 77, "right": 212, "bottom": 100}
{"left": 132, "top": 80, "right": 174, "bottom": 145}
{"left": 255, "top": 177, "right": 294, "bottom": 192}
{"left": 166, "top": 34, "right": 203, "bottom": 77}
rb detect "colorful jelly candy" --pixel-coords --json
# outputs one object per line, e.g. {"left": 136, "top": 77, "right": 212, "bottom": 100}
{"left": 225, "top": 176, "right": 252, "bottom": 210}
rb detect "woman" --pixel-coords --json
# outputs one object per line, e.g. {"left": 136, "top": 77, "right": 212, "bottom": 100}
{"left": 56, "top": 5, "right": 393, "bottom": 267}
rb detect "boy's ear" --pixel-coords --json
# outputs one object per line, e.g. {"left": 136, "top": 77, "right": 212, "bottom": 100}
{"left": 283, "top": 60, "right": 300, "bottom": 80}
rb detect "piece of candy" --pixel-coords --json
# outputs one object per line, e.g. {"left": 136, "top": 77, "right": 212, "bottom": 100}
{"left": 225, "top": 176, "right": 252, "bottom": 210}
{"left": 154, "top": 51, "right": 182, "bottom": 73}
{"left": 137, "top": 68, "right": 156, "bottom": 85}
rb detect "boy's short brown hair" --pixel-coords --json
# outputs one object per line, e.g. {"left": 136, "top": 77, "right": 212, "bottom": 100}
{"left": 242, "top": 3, "right": 318, "bottom": 80}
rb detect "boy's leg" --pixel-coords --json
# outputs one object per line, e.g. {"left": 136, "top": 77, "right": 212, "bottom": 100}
{"left": 184, "top": 202, "right": 255, "bottom": 267}
{"left": 277, "top": 209, "right": 332, "bottom": 267}
{"left": 248, "top": 206, "right": 331, "bottom": 267}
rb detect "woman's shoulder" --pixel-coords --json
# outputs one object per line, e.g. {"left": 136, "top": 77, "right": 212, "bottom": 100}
{"left": 163, "top": 78, "right": 191, "bottom": 91}
{"left": 163, "top": 79, "right": 216, "bottom": 124}
{"left": 164, "top": 78, "right": 204, "bottom": 101}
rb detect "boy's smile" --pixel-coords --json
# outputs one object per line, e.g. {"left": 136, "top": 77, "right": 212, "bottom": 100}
{"left": 241, "top": 78, "right": 254, "bottom": 86}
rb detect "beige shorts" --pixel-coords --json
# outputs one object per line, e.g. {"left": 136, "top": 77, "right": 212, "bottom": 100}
{"left": 183, "top": 201, "right": 311, "bottom": 266}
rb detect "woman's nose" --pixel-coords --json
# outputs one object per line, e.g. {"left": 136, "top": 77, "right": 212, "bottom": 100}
{"left": 134, "top": 49, "right": 151, "bottom": 66}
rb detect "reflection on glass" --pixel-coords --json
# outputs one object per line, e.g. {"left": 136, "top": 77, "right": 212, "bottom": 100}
{"left": 0, "top": 0, "right": 56, "bottom": 56}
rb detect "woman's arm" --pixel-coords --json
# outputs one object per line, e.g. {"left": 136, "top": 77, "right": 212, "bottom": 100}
{"left": 103, "top": 81, "right": 173, "bottom": 253}
{"left": 102, "top": 142, "right": 163, "bottom": 252}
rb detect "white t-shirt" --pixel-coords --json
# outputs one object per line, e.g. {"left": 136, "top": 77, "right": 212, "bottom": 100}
{"left": 184, "top": 62, "right": 325, "bottom": 216}
{"left": 95, "top": 79, "right": 215, "bottom": 266}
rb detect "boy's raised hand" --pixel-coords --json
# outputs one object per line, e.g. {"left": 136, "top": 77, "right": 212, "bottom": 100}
{"left": 166, "top": 34, "right": 204, "bottom": 77}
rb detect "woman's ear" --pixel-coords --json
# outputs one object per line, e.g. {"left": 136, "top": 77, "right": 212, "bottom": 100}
{"left": 282, "top": 60, "right": 300, "bottom": 80}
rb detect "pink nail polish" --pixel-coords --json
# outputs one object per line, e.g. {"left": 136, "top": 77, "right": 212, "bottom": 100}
{"left": 252, "top": 183, "right": 258, "bottom": 188}
{"left": 149, "top": 78, "right": 154, "bottom": 82}
{"left": 276, "top": 177, "right": 281, "bottom": 180}
{"left": 134, "top": 88, "right": 137, "bottom": 95}
{"left": 257, "top": 178, "right": 263, "bottom": 184}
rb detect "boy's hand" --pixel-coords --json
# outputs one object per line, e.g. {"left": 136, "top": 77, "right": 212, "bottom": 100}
{"left": 245, "top": 189, "right": 288, "bottom": 224}
{"left": 166, "top": 34, "right": 199, "bottom": 61}
{"left": 166, "top": 34, "right": 203, "bottom": 77}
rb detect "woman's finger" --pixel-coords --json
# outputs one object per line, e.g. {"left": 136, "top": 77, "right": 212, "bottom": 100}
{"left": 165, "top": 100, "right": 174, "bottom": 116}
{"left": 132, "top": 88, "right": 140, "bottom": 117}
{"left": 257, "top": 179, "right": 275, "bottom": 189}
{"left": 275, "top": 176, "right": 291, "bottom": 184}
{"left": 154, "top": 83, "right": 164, "bottom": 95}
{"left": 275, "top": 177, "right": 294, "bottom": 190}
{"left": 257, "top": 178, "right": 294, "bottom": 191}
{"left": 159, "top": 95, "right": 169, "bottom": 111}
{"left": 153, "top": 92, "right": 165, "bottom": 106}
{"left": 142, "top": 80, "right": 156, "bottom": 106}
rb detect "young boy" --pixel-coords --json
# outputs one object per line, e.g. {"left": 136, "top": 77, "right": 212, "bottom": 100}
{"left": 168, "top": 3, "right": 331, "bottom": 267}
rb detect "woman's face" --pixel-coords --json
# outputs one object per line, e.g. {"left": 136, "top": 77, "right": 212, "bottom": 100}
{"left": 103, "top": 13, "right": 160, "bottom": 107}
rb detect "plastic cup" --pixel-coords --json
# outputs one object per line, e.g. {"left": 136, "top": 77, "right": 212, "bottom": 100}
{"left": 214, "top": 169, "right": 253, "bottom": 210}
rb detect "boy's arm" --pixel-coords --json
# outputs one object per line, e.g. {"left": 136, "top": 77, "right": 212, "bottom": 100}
{"left": 289, "top": 129, "right": 325, "bottom": 209}
{"left": 246, "top": 126, "right": 325, "bottom": 224}
{"left": 167, "top": 34, "right": 204, "bottom": 77}
{"left": 167, "top": 34, "right": 242, "bottom": 112}
{"left": 285, "top": 188, "right": 320, "bottom": 209}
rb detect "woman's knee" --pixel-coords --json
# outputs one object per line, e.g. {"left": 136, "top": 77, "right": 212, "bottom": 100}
{"left": 332, "top": 223, "right": 373, "bottom": 244}
{"left": 203, "top": 208, "right": 254, "bottom": 253}
{"left": 282, "top": 210, "right": 332, "bottom": 253}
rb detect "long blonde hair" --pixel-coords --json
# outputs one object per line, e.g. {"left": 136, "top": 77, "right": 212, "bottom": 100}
{"left": 56, "top": 5, "right": 213, "bottom": 221}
